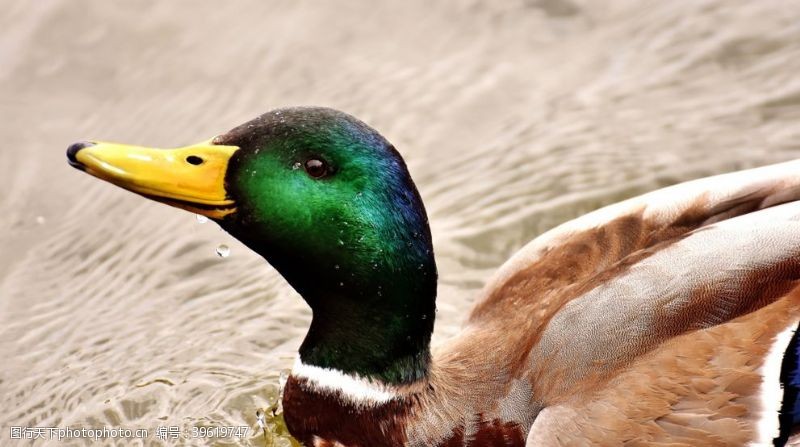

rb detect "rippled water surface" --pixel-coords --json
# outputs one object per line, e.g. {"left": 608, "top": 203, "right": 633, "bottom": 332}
{"left": 2, "top": 0, "right": 800, "bottom": 445}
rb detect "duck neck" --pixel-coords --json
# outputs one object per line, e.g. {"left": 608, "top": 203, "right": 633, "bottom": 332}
{"left": 226, "top": 221, "right": 438, "bottom": 386}
{"left": 295, "top": 252, "right": 437, "bottom": 385}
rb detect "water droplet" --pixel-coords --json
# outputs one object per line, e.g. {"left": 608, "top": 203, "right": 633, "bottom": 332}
{"left": 196, "top": 214, "right": 208, "bottom": 224}
{"left": 35, "top": 216, "right": 45, "bottom": 225}
{"left": 339, "top": 282, "right": 344, "bottom": 287}
{"left": 377, "top": 291, "right": 383, "bottom": 296}
{"left": 215, "top": 244, "right": 230, "bottom": 258}
{"left": 254, "top": 148, "right": 260, "bottom": 154}
{"left": 292, "top": 162, "right": 301, "bottom": 170}
{"left": 338, "top": 239, "right": 344, "bottom": 246}
{"left": 256, "top": 409, "right": 266, "bottom": 429}
{"left": 372, "top": 263, "right": 378, "bottom": 270}
{"left": 356, "top": 192, "right": 363, "bottom": 198}
{"left": 418, "top": 263, "right": 424, "bottom": 270}
{"left": 334, "top": 264, "right": 340, "bottom": 270}
{"left": 422, "top": 314, "right": 428, "bottom": 320}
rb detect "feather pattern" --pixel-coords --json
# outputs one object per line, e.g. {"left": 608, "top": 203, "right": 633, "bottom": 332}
{"left": 284, "top": 159, "right": 800, "bottom": 446}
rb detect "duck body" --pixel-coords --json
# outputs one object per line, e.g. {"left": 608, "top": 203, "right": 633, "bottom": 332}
{"left": 67, "top": 107, "right": 800, "bottom": 446}
{"left": 283, "top": 157, "right": 800, "bottom": 447}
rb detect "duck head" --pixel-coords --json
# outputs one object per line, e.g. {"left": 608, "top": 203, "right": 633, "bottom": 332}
{"left": 67, "top": 107, "right": 437, "bottom": 384}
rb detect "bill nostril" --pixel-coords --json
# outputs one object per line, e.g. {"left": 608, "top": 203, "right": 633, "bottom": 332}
{"left": 186, "top": 155, "right": 204, "bottom": 165}
{"left": 67, "top": 141, "right": 95, "bottom": 163}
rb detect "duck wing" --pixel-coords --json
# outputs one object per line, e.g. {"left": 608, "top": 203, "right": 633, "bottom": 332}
{"left": 471, "top": 160, "right": 800, "bottom": 445}
{"left": 525, "top": 202, "right": 800, "bottom": 445}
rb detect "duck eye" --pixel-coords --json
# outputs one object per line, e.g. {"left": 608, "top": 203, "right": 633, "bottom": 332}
{"left": 304, "top": 158, "right": 328, "bottom": 178}
{"left": 186, "top": 155, "right": 204, "bottom": 165}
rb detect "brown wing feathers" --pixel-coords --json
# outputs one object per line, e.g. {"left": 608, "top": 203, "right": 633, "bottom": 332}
{"left": 489, "top": 161, "right": 800, "bottom": 445}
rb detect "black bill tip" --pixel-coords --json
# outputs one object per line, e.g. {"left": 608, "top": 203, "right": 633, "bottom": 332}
{"left": 67, "top": 141, "right": 95, "bottom": 169}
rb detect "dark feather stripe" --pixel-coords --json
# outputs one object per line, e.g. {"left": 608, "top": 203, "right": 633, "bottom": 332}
{"left": 283, "top": 376, "right": 411, "bottom": 446}
{"left": 775, "top": 322, "right": 800, "bottom": 446}
{"left": 284, "top": 376, "right": 527, "bottom": 446}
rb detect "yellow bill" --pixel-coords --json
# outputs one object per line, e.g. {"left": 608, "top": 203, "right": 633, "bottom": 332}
{"left": 67, "top": 139, "right": 240, "bottom": 219}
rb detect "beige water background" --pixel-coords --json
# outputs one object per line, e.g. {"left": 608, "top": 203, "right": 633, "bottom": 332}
{"left": 2, "top": 0, "right": 800, "bottom": 445}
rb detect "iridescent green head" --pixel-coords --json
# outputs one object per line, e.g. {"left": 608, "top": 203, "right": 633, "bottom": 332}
{"left": 67, "top": 107, "right": 437, "bottom": 384}
{"left": 217, "top": 108, "right": 437, "bottom": 382}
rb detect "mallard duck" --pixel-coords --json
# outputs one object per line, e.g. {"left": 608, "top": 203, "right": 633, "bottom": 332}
{"left": 67, "top": 107, "right": 800, "bottom": 446}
